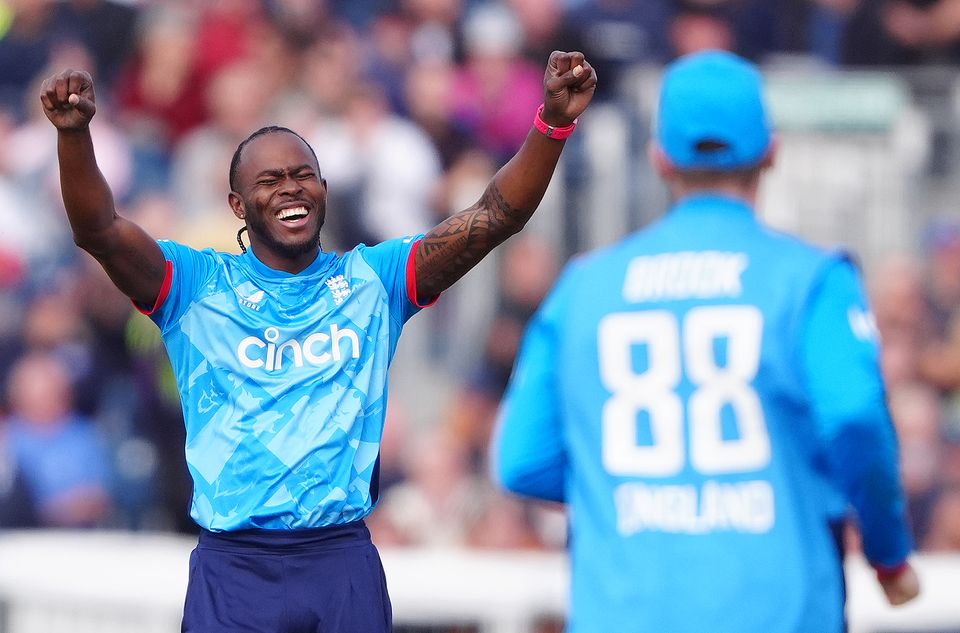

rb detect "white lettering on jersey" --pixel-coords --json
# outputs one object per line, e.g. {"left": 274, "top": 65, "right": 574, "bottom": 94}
{"left": 235, "top": 288, "right": 266, "bottom": 311}
{"left": 236, "top": 325, "right": 361, "bottom": 371}
{"left": 622, "top": 252, "right": 748, "bottom": 302}
{"left": 614, "top": 479, "right": 774, "bottom": 535}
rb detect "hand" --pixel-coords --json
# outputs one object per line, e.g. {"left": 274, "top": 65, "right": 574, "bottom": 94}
{"left": 877, "top": 561, "right": 920, "bottom": 606}
{"left": 39, "top": 69, "right": 97, "bottom": 131}
{"left": 541, "top": 50, "right": 597, "bottom": 128}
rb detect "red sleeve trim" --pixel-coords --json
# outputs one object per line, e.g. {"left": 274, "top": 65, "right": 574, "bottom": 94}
{"left": 406, "top": 239, "right": 439, "bottom": 309}
{"left": 874, "top": 561, "right": 909, "bottom": 581}
{"left": 133, "top": 259, "right": 174, "bottom": 316}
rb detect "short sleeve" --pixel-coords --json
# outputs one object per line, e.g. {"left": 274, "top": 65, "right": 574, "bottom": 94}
{"left": 136, "top": 239, "right": 218, "bottom": 333}
{"left": 356, "top": 234, "right": 434, "bottom": 325}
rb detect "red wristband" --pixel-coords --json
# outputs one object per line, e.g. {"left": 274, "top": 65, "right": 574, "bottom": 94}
{"left": 874, "top": 561, "right": 909, "bottom": 582}
{"left": 534, "top": 104, "right": 577, "bottom": 139}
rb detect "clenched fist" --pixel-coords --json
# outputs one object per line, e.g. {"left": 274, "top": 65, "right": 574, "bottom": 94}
{"left": 541, "top": 51, "right": 597, "bottom": 128}
{"left": 39, "top": 69, "right": 97, "bottom": 131}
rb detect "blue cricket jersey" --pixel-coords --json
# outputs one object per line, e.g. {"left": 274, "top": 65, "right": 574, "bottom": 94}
{"left": 142, "top": 237, "right": 427, "bottom": 531}
{"left": 494, "top": 194, "right": 913, "bottom": 633}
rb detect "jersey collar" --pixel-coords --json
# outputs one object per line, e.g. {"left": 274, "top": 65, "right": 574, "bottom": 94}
{"left": 672, "top": 193, "right": 756, "bottom": 219}
{"left": 242, "top": 247, "right": 338, "bottom": 280}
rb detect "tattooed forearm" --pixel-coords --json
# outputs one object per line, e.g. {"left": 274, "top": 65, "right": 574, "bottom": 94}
{"left": 416, "top": 183, "right": 534, "bottom": 298}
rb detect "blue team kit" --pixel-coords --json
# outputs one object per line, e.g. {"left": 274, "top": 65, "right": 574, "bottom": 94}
{"left": 495, "top": 194, "right": 911, "bottom": 633}
{"left": 142, "top": 236, "right": 425, "bottom": 531}
{"left": 140, "top": 236, "right": 428, "bottom": 631}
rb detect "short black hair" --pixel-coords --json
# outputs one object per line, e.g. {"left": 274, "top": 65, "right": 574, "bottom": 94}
{"left": 228, "top": 126, "right": 320, "bottom": 192}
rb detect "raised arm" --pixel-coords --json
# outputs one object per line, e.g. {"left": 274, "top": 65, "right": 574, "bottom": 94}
{"left": 414, "top": 51, "right": 597, "bottom": 299}
{"left": 40, "top": 69, "right": 165, "bottom": 307}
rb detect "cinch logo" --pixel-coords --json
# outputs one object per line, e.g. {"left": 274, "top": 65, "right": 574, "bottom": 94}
{"left": 236, "top": 325, "right": 361, "bottom": 371}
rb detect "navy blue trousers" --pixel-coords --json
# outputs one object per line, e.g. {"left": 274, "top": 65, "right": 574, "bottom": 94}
{"left": 181, "top": 521, "right": 392, "bottom": 633}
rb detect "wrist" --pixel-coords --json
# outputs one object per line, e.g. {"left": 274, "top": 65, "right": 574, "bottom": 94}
{"left": 534, "top": 104, "right": 577, "bottom": 139}
{"left": 57, "top": 125, "right": 91, "bottom": 134}
{"left": 874, "top": 560, "right": 909, "bottom": 582}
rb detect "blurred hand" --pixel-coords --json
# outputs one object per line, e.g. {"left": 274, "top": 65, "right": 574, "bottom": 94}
{"left": 541, "top": 51, "right": 597, "bottom": 128}
{"left": 877, "top": 561, "right": 920, "bottom": 606}
{"left": 39, "top": 69, "right": 97, "bottom": 131}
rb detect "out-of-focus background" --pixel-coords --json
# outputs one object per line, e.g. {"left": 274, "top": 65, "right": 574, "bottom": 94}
{"left": 1, "top": 0, "right": 960, "bottom": 631}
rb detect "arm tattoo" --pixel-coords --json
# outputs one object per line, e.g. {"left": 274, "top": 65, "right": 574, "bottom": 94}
{"left": 416, "top": 183, "right": 533, "bottom": 297}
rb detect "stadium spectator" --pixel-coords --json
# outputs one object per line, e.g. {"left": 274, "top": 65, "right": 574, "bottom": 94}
{"left": 307, "top": 80, "right": 442, "bottom": 248}
{"left": 505, "top": 0, "right": 566, "bottom": 62}
{"left": 0, "top": 108, "right": 41, "bottom": 271}
{"left": 917, "top": 222, "right": 960, "bottom": 392}
{"left": 557, "top": 0, "right": 673, "bottom": 100}
{"left": 669, "top": 0, "right": 805, "bottom": 62}
{"left": 451, "top": 2, "right": 545, "bottom": 164}
{"left": 493, "top": 50, "right": 919, "bottom": 632}
{"left": 17, "top": 287, "right": 92, "bottom": 403}
{"left": 8, "top": 48, "right": 134, "bottom": 259}
{"left": 447, "top": 234, "right": 559, "bottom": 468}
{"left": 192, "top": 0, "right": 264, "bottom": 84}
{"left": 363, "top": 10, "right": 417, "bottom": 115}
{"left": 870, "top": 254, "right": 930, "bottom": 386}
{"left": 113, "top": 4, "right": 205, "bottom": 193}
{"left": 120, "top": 196, "right": 195, "bottom": 532}
{"left": 401, "top": 0, "right": 461, "bottom": 72}
{"left": 113, "top": 5, "right": 204, "bottom": 142}
{"left": 0, "top": 0, "right": 60, "bottom": 119}
{"left": 40, "top": 47, "right": 595, "bottom": 632}
{"left": 266, "top": 0, "right": 333, "bottom": 50}
{"left": 882, "top": 0, "right": 960, "bottom": 59}
{"left": 465, "top": 492, "right": 546, "bottom": 550}
{"left": 5, "top": 351, "right": 113, "bottom": 527}
{"left": 0, "top": 415, "right": 39, "bottom": 528}
{"left": 50, "top": 0, "right": 139, "bottom": 87}
{"left": 803, "top": 0, "right": 861, "bottom": 63}
{"left": 842, "top": 0, "right": 960, "bottom": 64}
{"left": 923, "top": 486, "right": 960, "bottom": 550}
{"left": 404, "top": 57, "right": 476, "bottom": 172}
{"left": 170, "top": 60, "right": 275, "bottom": 222}
{"left": 888, "top": 381, "right": 947, "bottom": 545}
{"left": 669, "top": 3, "right": 736, "bottom": 59}
{"left": 376, "top": 428, "right": 489, "bottom": 546}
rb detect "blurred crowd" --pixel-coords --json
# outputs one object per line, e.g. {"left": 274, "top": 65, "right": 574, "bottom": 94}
{"left": 1, "top": 0, "right": 960, "bottom": 571}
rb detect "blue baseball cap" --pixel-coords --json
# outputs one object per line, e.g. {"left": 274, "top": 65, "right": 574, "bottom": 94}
{"left": 656, "top": 50, "right": 772, "bottom": 170}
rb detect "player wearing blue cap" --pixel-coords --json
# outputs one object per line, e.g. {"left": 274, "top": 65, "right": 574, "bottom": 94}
{"left": 493, "top": 50, "right": 919, "bottom": 632}
{"left": 40, "top": 51, "right": 596, "bottom": 633}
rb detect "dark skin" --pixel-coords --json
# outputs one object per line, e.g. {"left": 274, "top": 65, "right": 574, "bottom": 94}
{"left": 40, "top": 51, "right": 597, "bottom": 305}
{"left": 227, "top": 133, "right": 329, "bottom": 272}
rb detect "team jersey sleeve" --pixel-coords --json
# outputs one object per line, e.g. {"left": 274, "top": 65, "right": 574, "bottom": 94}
{"left": 491, "top": 270, "right": 571, "bottom": 503}
{"left": 135, "top": 239, "right": 218, "bottom": 333}
{"left": 356, "top": 235, "right": 436, "bottom": 325}
{"left": 800, "top": 256, "right": 913, "bottom": 568}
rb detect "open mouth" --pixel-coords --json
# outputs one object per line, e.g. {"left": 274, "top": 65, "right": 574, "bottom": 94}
{"left": 275, "top": 205, "right": 310, "bottom": 225}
